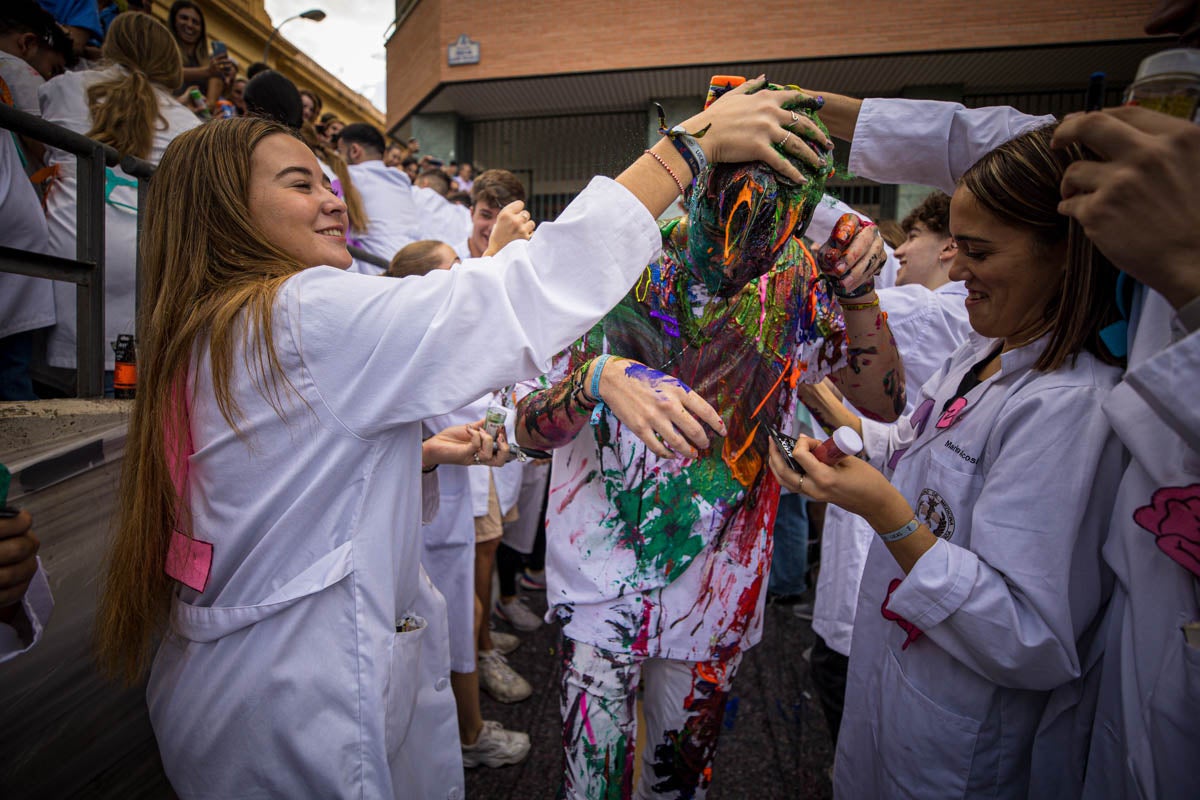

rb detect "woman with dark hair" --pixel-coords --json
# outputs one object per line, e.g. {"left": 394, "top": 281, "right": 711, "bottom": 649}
{"left": 167, "top": 0, "right": 231, "bottom": 110}
{"left": 93, "top": 79, "right": 827, "bottom": 798}
{"left": 770, "top": 95, "right": 1127, "bottom": 798}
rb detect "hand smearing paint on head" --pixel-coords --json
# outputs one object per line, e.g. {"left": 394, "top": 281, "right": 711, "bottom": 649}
{"left": 685, "top": 82, "right": 834, "bottom": 297}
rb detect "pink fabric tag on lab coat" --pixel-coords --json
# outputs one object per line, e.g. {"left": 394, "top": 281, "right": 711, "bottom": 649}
{"left": 165, "top": 530, "right": 212, "bottom": 593}
{"left": 162, "top": 378, "right": 210, "bottom": 592}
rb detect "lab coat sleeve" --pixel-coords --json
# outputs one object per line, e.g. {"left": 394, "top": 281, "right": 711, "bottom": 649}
{"left": 848, "top": 98, "right": 1055, "bottom": 193}
{"left": 887, "top": 383, "right": 1124, "bottom": 691}
{"left": 287, "top": 176, "right": 660, "bottom": 437}
{"left": 1123, "top": 326, "right": 1200, "bottom": 456}
{"left": 0, "top": 559, "right": 52, "bottom": 663}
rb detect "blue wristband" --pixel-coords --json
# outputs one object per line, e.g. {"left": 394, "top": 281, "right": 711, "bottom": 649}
{"left": 590, "top": 354, "right": 611, "bottom": 402}
{"left": 878, "top": 518, "right": 920, "bottom": 543}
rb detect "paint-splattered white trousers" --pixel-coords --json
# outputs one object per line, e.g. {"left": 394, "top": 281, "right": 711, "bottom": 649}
{"left": 559, "top": 637, "right": 743, "bottom": 800}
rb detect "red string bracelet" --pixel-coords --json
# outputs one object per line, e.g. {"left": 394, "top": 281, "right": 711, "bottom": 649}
{"left": 643, "top": 149, "right": 686, "bottom": 196}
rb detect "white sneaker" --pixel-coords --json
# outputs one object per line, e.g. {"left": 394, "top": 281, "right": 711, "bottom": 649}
{"left": 478, "top": 649, "right": 532, "bottom": 703}
{"left": 461, "top": 720, "right": 531, "bottom": 768}
{"left": 490, "top": 628, "right": 521, "bottom": 656}
{"left": 494, "top": 597, "right": 543, "bottom": 632}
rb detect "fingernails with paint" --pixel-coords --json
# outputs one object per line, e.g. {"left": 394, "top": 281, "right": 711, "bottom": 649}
{"left": 815, "top": 95, "right": 825, "bottom": 107}
{"left": 835, "top": 260, "right": 849, "bottom": 276}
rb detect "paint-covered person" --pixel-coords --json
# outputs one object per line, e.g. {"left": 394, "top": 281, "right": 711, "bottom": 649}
{"left": 96, "top": 78, "right": 820, "bottom": 799}
{"left": 768, "top": 93, "right": 1127, "bottom": 797}
{"left": 514, "top": 81, "right": 905, "bottom": 798}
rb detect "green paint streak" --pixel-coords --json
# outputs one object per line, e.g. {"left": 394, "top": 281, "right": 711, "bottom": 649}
{"left": 602, "top": 453, "right": 744, "bottom": 584}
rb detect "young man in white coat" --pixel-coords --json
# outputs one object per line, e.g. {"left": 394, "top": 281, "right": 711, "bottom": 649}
{"left": 338, "top": 122, "right": 425, "bottom": 273}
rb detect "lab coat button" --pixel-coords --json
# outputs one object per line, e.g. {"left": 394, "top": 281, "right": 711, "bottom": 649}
{"left": 435, "top": 676, "right": 449, "bottom": 691}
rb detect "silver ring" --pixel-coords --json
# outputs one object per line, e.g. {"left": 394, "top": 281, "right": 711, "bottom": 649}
{"left": 779, "top": 130, "right": 794, "bottom": 149}
{"left": 473, "top": 452, "right": 481, "bottom": 464}
{"left": 788, "top": 110, "right": 800, "bottom": 128}
{"left": 797, "top": 473, "right": 805, "bottom": 490}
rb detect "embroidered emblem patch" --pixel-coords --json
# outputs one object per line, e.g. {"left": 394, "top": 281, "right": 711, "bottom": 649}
{"left": 916, "top": 488, "right": 956, "bottom": 541}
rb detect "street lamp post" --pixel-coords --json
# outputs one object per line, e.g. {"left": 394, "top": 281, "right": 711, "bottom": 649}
{"left": 263, "top": 9, "right": 327, "bottom": 65}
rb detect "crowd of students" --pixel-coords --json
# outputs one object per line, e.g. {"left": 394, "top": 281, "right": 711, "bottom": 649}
{"left": 0, "top": 1, "right": 1198, "bottom": 799}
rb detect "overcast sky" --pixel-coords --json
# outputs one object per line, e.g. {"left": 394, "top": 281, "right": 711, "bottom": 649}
{"left": 263, "top": 0, "right": 391, "bottom": 114}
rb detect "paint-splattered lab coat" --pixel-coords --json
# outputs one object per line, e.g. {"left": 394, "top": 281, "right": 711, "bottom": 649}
{"left": 146, "top": 177, "right": 660, "bottom": 800}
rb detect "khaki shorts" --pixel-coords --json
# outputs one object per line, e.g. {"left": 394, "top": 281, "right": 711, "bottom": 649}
{"left": 474, "top": 471, "right": 519, "bottom": 543}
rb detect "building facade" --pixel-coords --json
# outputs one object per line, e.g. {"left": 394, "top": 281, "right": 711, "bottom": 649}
{"left": 385, "top": 0, "right": 1162, "bottom": 221}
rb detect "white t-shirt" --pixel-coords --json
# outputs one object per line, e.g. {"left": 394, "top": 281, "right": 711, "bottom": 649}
{"left": 0, "top": 51, "right": 43, "bottom": 115}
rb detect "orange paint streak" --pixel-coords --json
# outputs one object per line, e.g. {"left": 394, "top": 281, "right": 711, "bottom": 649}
{"left": 749, "top": 367, "right": 788, "bottom": 422}
{"left": 722, "top": 181, "right": 758, "bottom": 264}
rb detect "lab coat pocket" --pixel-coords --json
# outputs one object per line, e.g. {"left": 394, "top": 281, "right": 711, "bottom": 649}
{"left": 915, "top": 446, "right": 984, "bottom": 544}
{"left": 1144, "top": 612, "right": 1200, "bottom": 775}
{"left": 385, "top": 614, "right": 428, "bottom": 759}
{"left": 876, "top": 648, "right": 982, "bottom": 799}
{"left": 170, "top": 540, "right": 355, "bottom": 642}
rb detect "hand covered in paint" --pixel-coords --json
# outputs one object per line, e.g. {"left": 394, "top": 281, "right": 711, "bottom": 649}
{"left": 680, "top": 76, "right": 834, "bottom": 184}
{"left": 0, "top": 510, "right": 38, "bottom": 615}
{"left": 483, "top": 200, "right": 536, "bottom": 257}
{"left": 592, "top": 358, "right": 727, "bottom": 459}
{"left": 795, "top": 378, "right": 857, "bottom": 436}
{"left": 816, "top": 214, "right": 886, "bottom": 297}
{"left": 768, "top": 435, "right": 908, "bottom": 531}
{"left": 422, "top": 423, "right": 509, "bottom": 469}
{"left": 1054, "top": 106, "right": 1200, "bottom": 309}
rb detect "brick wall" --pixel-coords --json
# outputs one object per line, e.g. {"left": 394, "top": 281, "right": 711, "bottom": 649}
{"left": 386, "top": 0, "right": 1150, "bottom": 127}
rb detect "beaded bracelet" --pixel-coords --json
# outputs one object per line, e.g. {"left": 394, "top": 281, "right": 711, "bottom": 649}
{"left": 644, "top": 149, "right": 685, "bottom": 196}
{"left": 878, "top": 518, "right": 920, "bottom": 543}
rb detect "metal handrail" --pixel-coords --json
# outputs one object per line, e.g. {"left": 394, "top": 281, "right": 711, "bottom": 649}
{"left": 0, "top": 102, "right": 115, "bottom": 397}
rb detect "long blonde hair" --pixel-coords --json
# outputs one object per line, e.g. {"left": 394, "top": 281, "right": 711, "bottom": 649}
{"left": 96, "top": 118, "right": 308, "bottom": 683}
{"left": 86, "top": 13, "right": 183, "bottom": 160}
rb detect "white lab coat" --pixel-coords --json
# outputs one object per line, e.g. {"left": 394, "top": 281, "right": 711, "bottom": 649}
{"left": 413, "top": 185, "right": 471, "bottom": 258}
{"left": 1081, "top": 287, "right": 1200, "bottom": 800}
{"left": 146, "top": 176, "right": 660, "bottom": 800}
{"left": 420, "top": 416, "right": 477, "bottom": 674}
{"left": 0, "top": 119, "right": 54, "bottom": 339}
{"left": 830, "top": 97, "right": 1123, "bottom": 799}
{"left": 835, "top": 330, "right": 1124, "bottom": 799}
{"left": 38, "top": 66, "right": 200, "bottom": 368}
{"left": 0, "top": 559, "right": 52, "bottom": 662}
{"left": 812, "top": 280, "right": 971, "bottom": 656}
{"left": 346, "top": 159, "right": 424, "bottom": 274}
